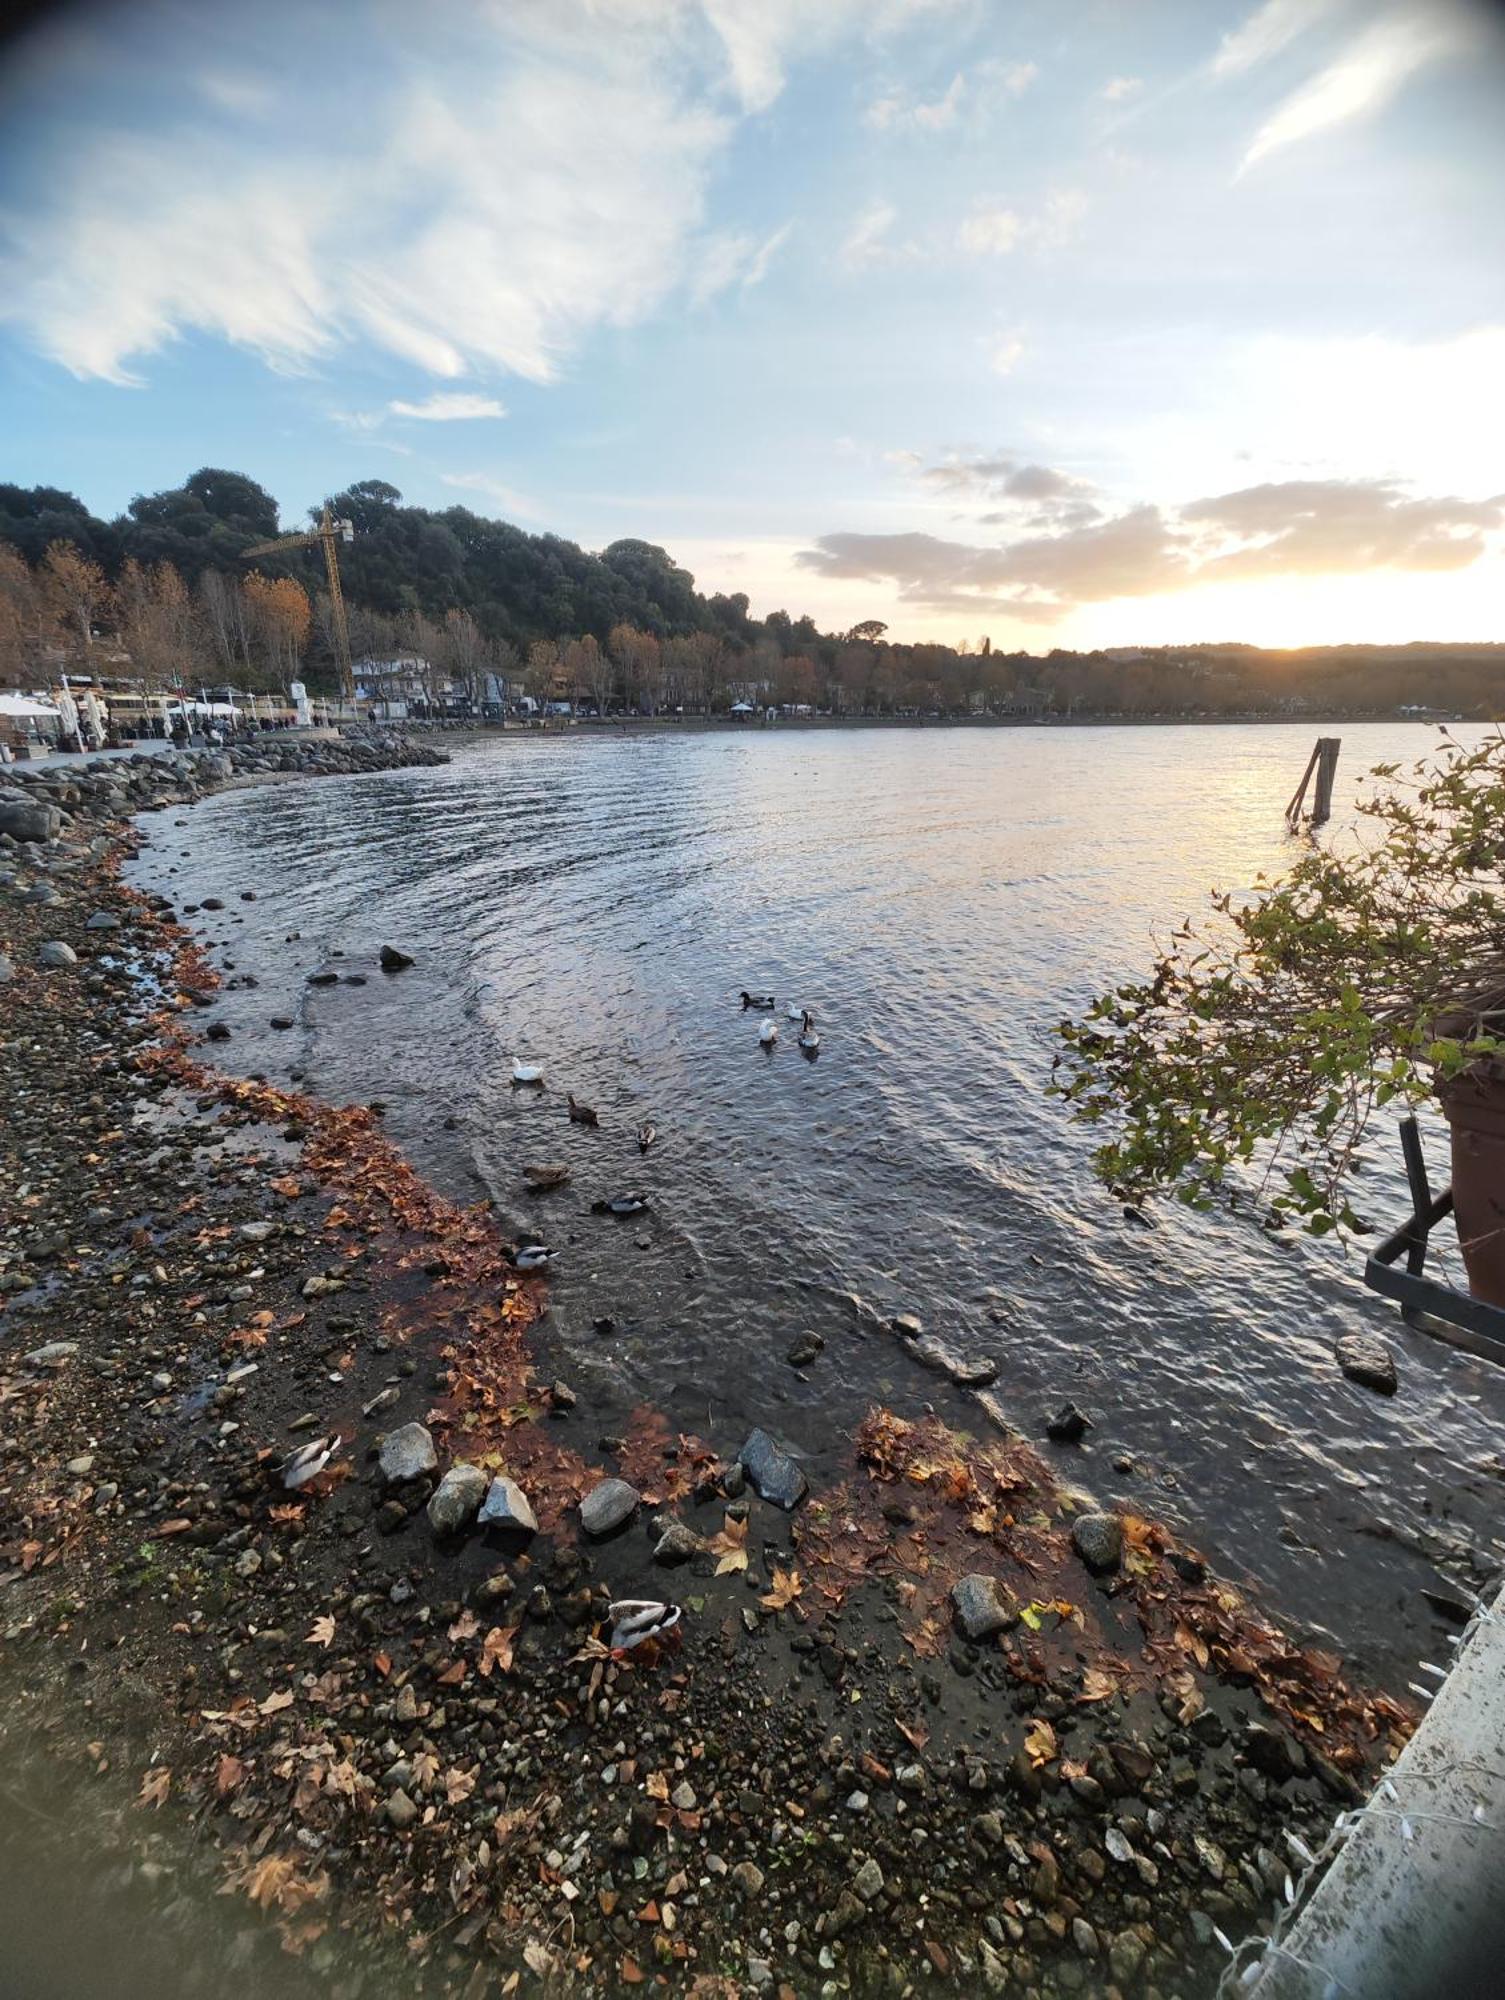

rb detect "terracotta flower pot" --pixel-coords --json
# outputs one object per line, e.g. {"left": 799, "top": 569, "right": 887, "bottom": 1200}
{"left": 1440, "top": 1066, "right": 1505, "bottom": 1306}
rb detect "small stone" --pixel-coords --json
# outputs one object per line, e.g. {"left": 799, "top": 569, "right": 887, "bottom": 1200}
{"left": 478, "top": 1474, "right": 538, "bottom": 1537}
{"left": 853, "top": 1857, "right": 884, "bottom": 1901}
{"left": 670, "top": 1781, "right": 697, "bottom": 1811}
{"left": 891, "top": 1313, "right": 922, "bottom": 1338}
{"left": 386, "top": 1788, "right": 419, "bottom": 1828}
{"left": 731, "top": 1860, "right": 765, "bottom": 1898}
{"left": 1071, "top": 1918, "right": 1099, "bottom": 1958}
{"left": 37, "top": 940, "right": 78, "bottom": 969}
{"left": 1071, "top": 1511, "right": 1123, "bottom": 1572}
{"left": 786, "top": 1332, "right": 824, "bottom": 1368}
{"left": 1244, "top": 1721, "right": 1300, "bottom": 1782}
{"left": 652, "top": 1519, "right": 705, "bottom": 1565}
{"left": 1335, "top": 1331, "right": 1397, "bottom": 1394}
{"left": 580, "top": 1477, "right": 639, "bottom": 1537}
{"left": 239, "top": 1221, "right": 275, "bottom": 1242}
{"left": 1045, "top": 1401, "right": 1092, "bottom": 1443}
{"left": 378, "top": 1422, "right": 438, "bottom": 1485}
{"left": 1109, "top": 1931, "right": 1147, "bottom": 1987}
{"left": 737, "top": 1427, "right": 808, "bottom": 1510}
{"left": 379, "top": 944, "right": 414, "bottom": 971}
{"left": 24, "top": 1341, "right": 78, "bottom": 1368}
{"left": 67, "top": 1454, "right": 95, "bottom": 1476}
{"left": 845, "top": 1790, "right": 869, "bottom": 1813}
{"left": 85, "top": 910, "right": 120, "bottom": 931}
{"left": 427, "top": 1462, "right": 489, "bottom": 1535}
{"left": 951, "top": 1573, "right": 1016, "bottom": 1640}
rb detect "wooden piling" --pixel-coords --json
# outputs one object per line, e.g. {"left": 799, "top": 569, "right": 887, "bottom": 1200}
{"left": 1285, "top": 736, "right": 1341, "bottom": 826}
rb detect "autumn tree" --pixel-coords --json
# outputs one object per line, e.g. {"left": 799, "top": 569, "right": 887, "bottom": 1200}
{"left": 440, "top": 608, "right": 495, "bottom": 711}
{"left": 41, "top": 539, "right": 110, "bottom": 665}
{"left": 0, "top": 545, "right": 53, "bottom": 687}
{"left": 117, "top": 558, "right": 201, "bottom": 687}
{"left": 243, "top": 572, "right": 311, "bottom": 684}
{"left": 609, "top": 622, "right": 664, "bottom": 715}
{"left": 524, "top": 639, "right": 561, "bottom": 704}
{"left": 200, "top": 569, "right": 253, "bottom": 679}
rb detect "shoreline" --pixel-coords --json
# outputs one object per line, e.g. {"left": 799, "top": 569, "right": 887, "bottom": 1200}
{"left": 0, "top": 740, "right": 1412, "bottom": 1998}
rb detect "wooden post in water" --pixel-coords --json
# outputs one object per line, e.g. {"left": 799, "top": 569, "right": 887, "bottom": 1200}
{"left": 1285, "top": 736, "right": 1341, "bottom": 826}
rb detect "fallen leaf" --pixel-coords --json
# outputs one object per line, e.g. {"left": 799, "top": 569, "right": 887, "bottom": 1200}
{"left": 1024, "top": 1718, "right": 1058, "bottom": 1767}
{"left": 760, "top": 1566, "right": 803, "bottom": 1612}
{"left": 896, "top": 1714, "right": 930, "bottom": 1753}
{"left": 705, "top": 1514, "right": 748, "bottom": 1576}
{"left": 1078, "top": 1668, "right": 1117, "bottom": 1703}
{"left": 138, "top": 1766, "right": 171, "bottom": 1809}
{"left": 215, "top": 1754, "right": 248, "bottom": 1796}
{"left": 477, "top": 1625, "right": 517, "bottom": 1677}
{"left": 259, "top": 1688, "right": 295, "bottom": 1716}
{"left": 306, "top": 1615, "right": 336, "bottom": 1649}
{"left": 1175, "top": 1622, "right": 1210, "bottom": 1671}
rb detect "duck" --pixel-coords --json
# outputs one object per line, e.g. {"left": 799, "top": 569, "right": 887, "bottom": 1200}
{"left": 740, "top": 990, "right": 775, "bottom": 1011}
{"left": 567, "top": 1093, "right": 600, "bottom": 1127}
{"left": 636, "top": 1122, "right": 657, "bottom": 1153}
{"left": 784, "top": 1002, "right": 811, "bottom": 1022}
{"left": 759, "top": 1016, "right": 778, "bottom": 1046}
{"left": 512, "top": 1243, "right": 555, "bottom": 1271}
{"left": 608, "top": 1597, "right": 683, "bottom": 1654}
{"left": 281, "top": 1433, "right": 343, "bottom": 1491}
{"left": 797, "top": 1009, "right": 820, "bottom": 1052}
{"left": 592, "top": 1191, "right": 650, "bottom": 1216}
{"left": 511, "top": 1059, "right": 545, "bottom": 1087}
{"left": 522, "top": 1162, "right": 571, "bottom": 1191}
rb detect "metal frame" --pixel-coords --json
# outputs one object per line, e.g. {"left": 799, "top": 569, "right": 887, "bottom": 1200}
{"left": 1364, "top": 1115, "right": 1505, "bottom": 1365}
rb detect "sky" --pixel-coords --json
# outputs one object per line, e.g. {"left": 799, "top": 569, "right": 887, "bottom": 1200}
{"left": 1, "top": 0, "right": 1503, "bottom": 650}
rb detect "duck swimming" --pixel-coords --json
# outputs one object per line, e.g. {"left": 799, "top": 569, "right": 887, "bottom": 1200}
{"left": 512, "top": 1244, "right": 555, "bottom": 1271}
{"left": 784, "top": 1002, "right": 811, "bottom": 1021}
{"left": 740, "top": 990, "right": 775, "bottom": 1010}
{"left": 567, "top": 1094, "right": 600, "bottom": 1126}
{"left": 797, "top": 1009, "right": 820, "bottom": 1052}
{"left": 759, "top": 1016, "right": 778, "bottom": 1046}
{"left": 511, "top": 1059, "right": 545, "bottom": 1086}
{"left": 522, "top": 1162, "right": 571, "bottom": 1191}
{"left": 592, "top": 1191, "right": 650, "bottom": 1216}
{"left": 636, "top": 1122, "right": 657, "bottom": 1153}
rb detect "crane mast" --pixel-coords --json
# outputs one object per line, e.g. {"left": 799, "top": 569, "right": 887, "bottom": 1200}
{"left": 241, "top": 504, "right": 356, "bottom": 703}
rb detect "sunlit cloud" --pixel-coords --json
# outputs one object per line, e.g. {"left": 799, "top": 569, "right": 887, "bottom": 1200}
{"left": 389, "top": 393, "right": 507, "bottom": 421}
{"left": 865, "top": 72, "right": 966, "bottom": 131}
{"left": 1211, "top": 0, "right": 1345, "bottom": 79}
{"left": 439, "top": 470, "right": 544, "bottom": 520}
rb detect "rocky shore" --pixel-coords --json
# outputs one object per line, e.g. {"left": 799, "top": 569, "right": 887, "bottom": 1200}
{"left": 0, "top": 736, "right": 1412, "bottom": 2000}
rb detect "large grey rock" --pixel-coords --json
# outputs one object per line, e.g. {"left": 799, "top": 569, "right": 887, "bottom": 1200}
{"left": 23, "top": 1341, "right": 78, "bottom": 1367}
{"left": 911, "top": 1334, "right": 998, "bottom": 1387}
{"left": 378, "top": 1422, "right": 438, "bottom": 1485}
{"left": 478, "top": 1473, "right": 537, "bottom": 1537}
{"left": 580, "top": 1477, "right": 639, "bottom": 1537}
{"left": 951, "top": 1573, "right": 1017, "bottom": 1640}
{"left": 85, "top": 910, "right": 120, "bottom": 931}
{"left": 0, "top": 799, "right": 59, "bottom": 842}
{"left": 738, "top": 1427, "right": 809, "bottom": 1510}
{"left": 427, "top": 1462, "right": 488, "bottom": 1534}
{"left": 0, "top": 954, "right": 13, "bottom": 984}
{"left": 1072, "top": 1511, "right": 1123, "bottom": 1573}
{"left": 37, "top": 940, "right": 77, "bottom": 968}
{"left": 1335, "top": 1331, "right": 1397, "bottom": 1395}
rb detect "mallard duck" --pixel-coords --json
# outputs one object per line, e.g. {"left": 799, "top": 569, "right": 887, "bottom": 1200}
{"left": 609, "top": 1598, "right": 683, "bottom": 1653}
{"left": 798, "top": 1009, "right": 820, "bottom": 1051}
{"left": 512, "top": 1243, "right": 555, "bottom": 1271}
{"left": 636, "top": 1121, "right": 657, "bottom": 1153}
{"left": 759, "top": 1017, "right": 778, "bottom": 1046}
{"left": 592, "top": 1191, "right": 650, "bottom": 1216}
{"left": 281, "top": 1433, "right": 343, "bottom": 1491}
{"left": 740, "top": 990, "right": 775, "bottom": 1010}
{"left": 567, "top": 1093, "right": 600, "bottom": 1127}
{"left": 511, "top": 1059, "right": 545, "bottom": 1086}
{"left": 523, "top": 1162, "right": 571, "bottom": 1191}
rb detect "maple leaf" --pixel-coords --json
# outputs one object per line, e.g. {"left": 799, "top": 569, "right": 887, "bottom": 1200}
{"left": 644, "top": 1771, "right": 670, "bottom": 1802}
{"left": 447, "top": 1609, "right": 479, "bottom": 1644}
{"left": 241, "top": 1853, "right": 297, "bottom": 1910}
{"left": 138, "top": 1766, "right": 171, "bottom": 1809}
{"left": 477, "top": 1625, "right": 517, "bottom": 1677}
{"left": 258, "top": 1688, "right": 295, "bottom": 1716}
{"left": 412, "top": 1750, "right": 440, "bottom": 1792}
{"left": 445, "top": 1766, "right": 477, "bottom": 1805}
{"left": 759, "top": 1566, "right": 803, "bottom": 1612}
{"left": 215, "top": 1754, "right": 248, "bottom": 1796}
{"left": 1078, "top": 1668, "right": 1117, "bottom": 1703}
{"left": 1023, "top": 1718, "right": 1058, "bottom": 1767}
{"left": 306, "top": 1615, "right": 336, "bottom": 1649}
{"left": 705, "top": 1514, "right": 748, "bottom": 1575}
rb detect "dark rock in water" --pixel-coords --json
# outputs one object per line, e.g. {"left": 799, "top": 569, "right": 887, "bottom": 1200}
{"left": 1072, "top": 1511, "right": 1123, "bottom": 1573}
{"left": 738, "top": 1427, "right": 809, "bottom": 1510}
{"left": 205, "top": 1021, "right": 231, "bottom": 1041}
{"left": 307, "top": 969, "right": 340, "bottom": 986}
{"left": 378, "top": 1422, "right": 438, "bottom": 1485}
{"left": 427, "top": 1462, "right": 487, "bottom": 1535}
{"left": 1243, "top": 1720, "right": 1302, "bottom": 1782}
{"left": 951, "top": 1573, "right": 1016, "bottom": 1640}
{"left": 1168, "top": 1550, "right": 1206, "bottom": 1586}
{"left": 379, "top": 944, "right": 414, "bottom": 971}
{"left": 787, "top": 1332, "right": 824, "bottom": 1367}
{"left": 580, "top": 1477, "right": 639, "bottom": 1537}
{"left": 1335, "top": 1331, "right": 1397, "bottom": 1394}
{"left": 911, "top": 1334, "right": 998, "bottom": 1387}
{"left": 478, "top": 1474, "right": 538, "bottom": 1538}
{"left": 270, "top": 1015, "right": 295, "bottom": 1030}
{"left": 1045, "top": 1401, "right": 1092, "bottom": 1443}
{"left": 891, "top": 1313, "right": 923, "bottom": 1338}
{"left": 200, "top": 896, "right": 224, "bottom": 911}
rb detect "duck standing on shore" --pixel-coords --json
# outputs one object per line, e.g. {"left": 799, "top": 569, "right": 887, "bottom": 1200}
{"left": 567, "top": 1093, "right": 600, "bottom": 1126}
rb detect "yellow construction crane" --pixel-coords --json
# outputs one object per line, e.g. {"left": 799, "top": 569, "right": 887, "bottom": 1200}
{"left": 241, "top": 504, "right": 356, "bottom": 703}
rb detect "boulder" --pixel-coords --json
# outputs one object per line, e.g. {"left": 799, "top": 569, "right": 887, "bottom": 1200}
{"left": 0, "top": 799, "right": 59, "bottom": 842}
{"left": 580, "top": 1477, "right": 640, "bottom": 1537}
{"left": 1072, "top": 1511, "right": 1123, "bottom": 1573}
{"left": 0, "top": 954, "right": 13, "bottom": 985}
{"left": 653, "top": 1518, "right": 706, "bottom": 1565}
{"left": 427, "top": 1462, "right": 488, "bottom": 1535}
{"left": 951, "top": 1574, "right": 1016, "bottom": 1640}
{"left": 84, "top": 910, "right": 120, "bottom": 931}
{"left": 37, "top": 940, "right": 77, "bottom": 969}
{"left": 478, "top": 1474, "right": 537, "bottom": 1537}
{"left": 1045, "top": 1401, "right": 1092, "bottom": 1443}
{"left": 379, "top": 944, "right": 414, "bottom": 971}
{"left": 378, "top": 1422, "right": 438, "bottom": 1485}
{"left": 1335, "top": 1331, "right": 1397, "bottom": 1395}
{"left": 738, "top": 1427, "right": 809, "bottom": 1510}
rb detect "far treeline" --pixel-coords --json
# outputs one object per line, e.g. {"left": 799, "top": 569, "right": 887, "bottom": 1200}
{"left": 1, "top": 467, "right": 1500, "bottom": 718}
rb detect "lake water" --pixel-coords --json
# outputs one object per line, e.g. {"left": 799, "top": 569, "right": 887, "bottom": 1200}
{"left": 131, "top": 721, "right": 1505, "bottom": 1689}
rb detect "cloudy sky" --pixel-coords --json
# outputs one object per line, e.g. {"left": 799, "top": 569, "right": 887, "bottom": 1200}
{"left": 2, "top": 0, "right": 1503, "bottom": 647}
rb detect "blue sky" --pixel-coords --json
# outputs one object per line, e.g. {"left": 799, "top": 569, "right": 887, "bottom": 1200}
{"left": 2, "top": 0, "right": 1503, "bottom": 646}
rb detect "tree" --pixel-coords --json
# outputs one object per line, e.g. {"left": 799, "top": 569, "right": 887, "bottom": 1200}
{"left": 117, "top": 558, "right": 200, "bottom": 687}
{"left": 243, "top": 572, "right": 311, "bottom": 684}
{"left": 440, "top": 608, "right": 494, "bottom": 711}
{"left": 200, "top": 569, "right": 253, "bottom": 679}
{"left": 41, "top": 539, "right": 110, "bottom": 663}
{"left": 0, "top": 545, "right": 51, "bottom": 687}
{"left": 609, "top": 622, "right": 663, "bottom": 714}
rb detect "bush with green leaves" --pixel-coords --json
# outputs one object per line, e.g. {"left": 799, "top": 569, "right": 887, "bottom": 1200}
{"left": 1052, "top": 729, "right": 1505, "bottom": 1233}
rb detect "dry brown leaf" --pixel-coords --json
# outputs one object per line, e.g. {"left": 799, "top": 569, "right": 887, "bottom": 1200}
{"left": 477, "top": 1625, "right": 517, "bottom": 1677}
{"left": 1175, "top": 1622, "right": 1211, "bottom": 1671}
{"left": 445, "top": 1766, "right": 477, "bottom": 1805}
{"left": 448, "top": 1609, "right": 479, "bottom": 1644}
{"left": 138, "top": 1766, "right": 171, "bottom": 1809}
{"left": 242, "top": 1853, "right": 296, "bottom": 1910}
{"left": 258, "top": 1688, "right": 295, "bottom": 1715}
{"left": 215, "top": 1753, "right": 248, "bottom": 1796}
{"left": 306, "top": 1614, "right": 336, "bottom": 1649}
{"left": 1023, "top": 1718, "right": 1058, "bottom": 1767}
{"left": 896, "top": 1714, "right": 930, "bottom": 1753}
{"left": 1078, "top": 1667, "right": 1117, "bottom": 1703}
{"left": 759, "top": 1566, "right": 803, "bottom": 1612}
{"left": 645, "top": 1771, "right": 670, "bottom": 1802}
{"left": 705, "top": 1514, "right": 748, "bottom": 1575}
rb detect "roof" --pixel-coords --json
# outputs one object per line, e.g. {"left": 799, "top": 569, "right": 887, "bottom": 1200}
{"left": 0, "top": 693, "right": 62, "bottom": 720}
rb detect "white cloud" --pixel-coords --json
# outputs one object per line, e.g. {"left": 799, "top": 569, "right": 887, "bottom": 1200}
{"left": 959, "top": 191, "right": 1086, "bottom": 257}
{"left": 865, "top": 71, "right": 965, "bottom": 132}
{"left": 389, "top": 392, "right": 507, "bottom": 421}
{"left": 1241, "top": 10, "right": 1474, "bottom": 168}
{"left": 1212, "top": 0, "right": 1343, "bottom": 79}
{"left": 991, "top": 336, "right": 1025, "bottom": 376}
{"left": 958, "top": 204, "right": 1022, "bottom": 255}
{"left": 439, "top": 470, "right": 543, "bottom": 519}
{"left": 840, "top": 201, "right": 902, "bottom": 271}
{"left": 702, "top": 0, "right": 969, "bottom": 113}
{"left": 1100, "top": 75, "right": 1143, "bottom": 102}
{"left": 985, "top": 59, "right": 1040, "bottom": 96}
{"left": 691, "top": 221, "right": 793, "bottom": 304}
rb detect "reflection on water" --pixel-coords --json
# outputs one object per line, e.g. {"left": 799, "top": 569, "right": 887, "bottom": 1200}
{"left": 132, "top": 723, "right": 1505, "bottom": 1688}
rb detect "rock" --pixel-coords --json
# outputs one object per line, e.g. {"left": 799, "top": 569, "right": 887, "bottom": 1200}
{"left": 478, "top": 1474, "right": 538, "bottom": 1537}
{"left": 0, "top": 954, "right": 12, "bottom": 984}
{"left": 1243, "top": 1720, "right": 1299, "bottom": 1782}
{"left": 1072, "top": 1511, "right": 1123, "bottom": 1572}
{"left": 1335, "top": 1330, "right": 1397, "bottom": 1394}
{"left": 786, "top": 1332, "right": 824, "bottom": 1367}
{"left": 205, "top": 1021, "right": 232, "bottom": 1041}
{"left": 386, "top": 1788, "right": 419, "bottom": 1829}
{"left": 731, "top": 1860, "right": 765, "bottom": 1898}
{"left": 1045, "top": 1401, "right": 1092, "bottom": 1443}
{"left": 0, "top": 799, "right": 59, "bottom": 841}
{"left": 1071, "top": 1918, "right": 1099, "bottom": 1958}
{"left": 1109, "top": 1931, "right": 1147, "bottom": 1988}
{"left": 23, "top": 1341, "right": 78, "bottom": 1367}
{"left": 427, "top": 1462, "right": 488, "bottom": 1535}
{"left": 652, "top": 1519, "right": 705, "bottom": 1565}
{"left": 84, "top": 910, "right": 120, "bottom": 931}
{"left": 891, "top": 1313, "right": 923, "bottom": 1338}
{"left": 853, "top": 1857, "right": 884, "bottom": 1901}
{"left": 737, "top": 1427, "right": 809, "bottom": 1510}
{"left": 37, "top": 940, "right": 77, "bottom": 969}
{"left": 269, "top": 1015, "right": 295, "bottom": 1030}
{"left": 670, "top": 1780, "right": 697, "bottom": 1811}
{"left": 579, "top": 1477, "right": 639, "bottom": 1537}
{"left": 378, "top": 1422, "right": 438, "bottom": 1485}
{"left": 239, "top": 1221, "right": 275, "bottom": 1243}
{"left": 951, "top": 1574, "right": 1017, "bottom": 1640}
{"left": 379, "top": 944, "right": 414, "bottom": 971}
